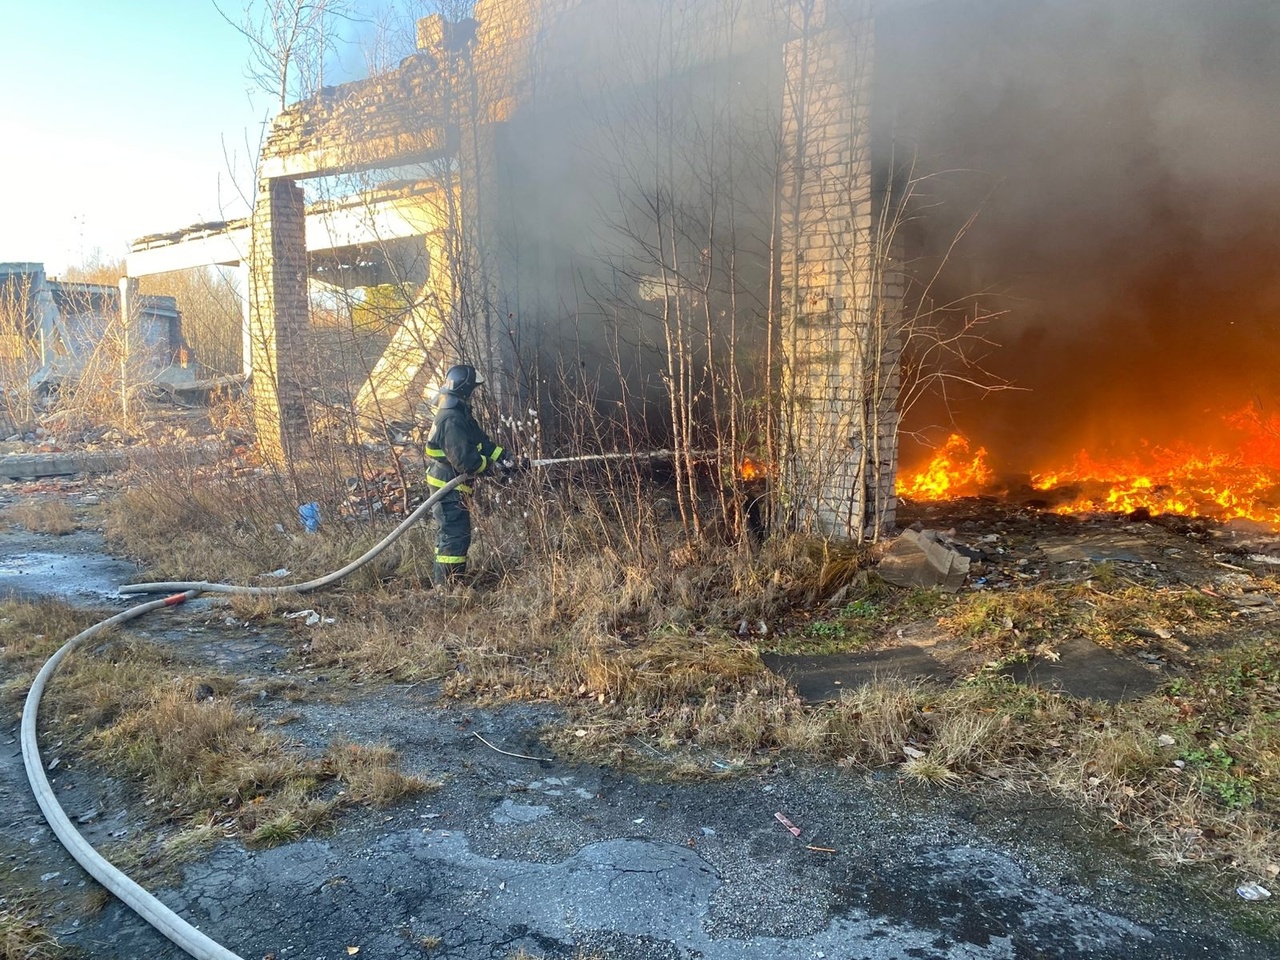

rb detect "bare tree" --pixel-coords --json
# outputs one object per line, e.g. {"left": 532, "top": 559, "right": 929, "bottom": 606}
{"left": 215, "top": 0, "right": 359, "bottom": 111}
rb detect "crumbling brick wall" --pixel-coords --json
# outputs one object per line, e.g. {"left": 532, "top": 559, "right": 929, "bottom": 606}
{"left": 246, "top": 0, "right": 902, "bottom": 534}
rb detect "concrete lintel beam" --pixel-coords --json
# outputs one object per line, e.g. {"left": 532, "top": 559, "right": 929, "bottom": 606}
{"left": 260, "top": 138, "right": 444, "bottom": 182}
{"left": 126, "top": 229, "right": 251, "bottom": 277}
{"left": 127, "top": 199, "right": 442, "bottom": 278}
{"left": 305, "top": 200, "right": 442, "bottom": 251}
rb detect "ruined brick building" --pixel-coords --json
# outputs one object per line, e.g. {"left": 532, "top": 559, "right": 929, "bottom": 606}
{"left": 130, "top": 0, "right": 902, "bottom": 540}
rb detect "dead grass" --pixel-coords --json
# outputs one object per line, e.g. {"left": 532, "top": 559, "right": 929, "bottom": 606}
{"left": 299, "top": 596, "right": 453, "bottom": 682}
{"left": 100, "top": 466, "right": 1280, "bottom": 891}
{"left": 0, "top": 598, "right": 103, "bottom": 712}
{"left": 0, "top": 602, "right": 438, "bottom": 863}
{"left": 103, "top": 443, "right": 404, "bottom": 585}
{"left": 937, "top": 577, "right": 1232, "bottom": 672}
{"left": 0, "top": 899, "right": 60, "bottom": 960}
{"left": 1, "top": 499, "right": 77, "bottom": 536}
{"left": 324, "top": 740, "right": 437, "bottom": 806}
{"left": 57, "top": 653, "right": 335, "bottom": 844}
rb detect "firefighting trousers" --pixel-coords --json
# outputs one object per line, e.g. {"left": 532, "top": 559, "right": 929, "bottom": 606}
{"left": 431, "top": 491, "right": 471, "bottom": 584}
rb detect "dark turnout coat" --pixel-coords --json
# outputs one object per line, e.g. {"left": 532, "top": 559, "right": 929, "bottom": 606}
{"left": 424, "top": 398, "right": 504, "bottom": 493}
{"left": 423, "top": 396, "right": 503, "bottom": 580}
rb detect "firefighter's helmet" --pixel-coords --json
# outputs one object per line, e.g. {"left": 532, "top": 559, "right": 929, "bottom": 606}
{"left": 440, "top": 364, "right": 484, "bottom": 399}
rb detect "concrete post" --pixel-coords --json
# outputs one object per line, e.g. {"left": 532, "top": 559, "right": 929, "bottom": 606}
{"left": 118, "top": 276, "right": 138, "bottom": 424}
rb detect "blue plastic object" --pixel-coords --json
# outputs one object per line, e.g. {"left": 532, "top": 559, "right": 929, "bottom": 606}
{"left": 298, "top": 502, "right": 321, "bottom": 534}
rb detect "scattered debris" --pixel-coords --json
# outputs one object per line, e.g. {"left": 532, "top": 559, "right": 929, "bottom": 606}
{"left": 775, "top": 812, "right": 802, "bottom": 837}
{"left": 877, "top": 528, "right": 970, "bottom": 592}
{"left": 1237, "top": 882, "right": 1272, "bottom": 902}
{"left": 341, "top": 467, "right": 418, "bottom": 519}
{"left": 298, "top": 501, "right": 321, "bottom": 533}
{"left": 283, "top": 610, "right": 333, "bottom": 626}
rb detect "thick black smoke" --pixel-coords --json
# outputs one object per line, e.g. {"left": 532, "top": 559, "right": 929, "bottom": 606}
{"left": 878, "top": 0, "right": 1280, "bottom": 472}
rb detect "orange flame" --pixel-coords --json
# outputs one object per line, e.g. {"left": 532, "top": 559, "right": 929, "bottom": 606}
{"left": 898, "top": 404, "right": 1280, "bottom": 529}
{"left": 740, "top": 455, "right": 767, "bottom": 481}
{"left": 897, "top": 433, "right": 994, "bottom": 500}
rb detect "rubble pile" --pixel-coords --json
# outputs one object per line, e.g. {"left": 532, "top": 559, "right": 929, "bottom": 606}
{"left": 340, "top": 467, "right": 418, "bottom": 520}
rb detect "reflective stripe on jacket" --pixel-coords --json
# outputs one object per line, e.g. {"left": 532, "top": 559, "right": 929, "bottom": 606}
{"left": 425, "top": 402, "right": 502, "bottom": 492}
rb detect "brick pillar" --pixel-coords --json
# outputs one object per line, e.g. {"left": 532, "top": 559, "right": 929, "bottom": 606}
{"left": 248, "top": 177, "right": 309, "bottom": 459}
{"left": 779, "top": 0, "right": 899, "bottom": 540}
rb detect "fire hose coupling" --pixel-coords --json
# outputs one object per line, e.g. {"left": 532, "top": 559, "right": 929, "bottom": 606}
{"left": 163, "top": 592, "right": 190, "bottom": 606}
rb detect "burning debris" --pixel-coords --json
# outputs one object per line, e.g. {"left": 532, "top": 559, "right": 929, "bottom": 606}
{"left": 899, "top": 402, "right": 1280, "bottom": 531}
{"left": 897, "top": 434, "right": 993, "bottom": 502}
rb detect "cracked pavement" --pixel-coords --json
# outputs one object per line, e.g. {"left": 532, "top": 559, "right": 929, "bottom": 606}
{"left": 12, "top": 676, "right": 1277, "bottom": 960}
{"left": 3, "top": 527, "right": 1279, "bottom": 959}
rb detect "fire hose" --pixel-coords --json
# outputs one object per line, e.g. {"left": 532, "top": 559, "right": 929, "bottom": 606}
{"left": 22, "top": 448, "right": 701, "bottom": 958}
{"left": 24, "top": 472, "right": 471, "bottom": 960}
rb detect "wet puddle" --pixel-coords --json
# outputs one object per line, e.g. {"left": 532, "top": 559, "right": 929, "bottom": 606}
{"left": 0, "top": 550, "right": 136, "bottom": 605}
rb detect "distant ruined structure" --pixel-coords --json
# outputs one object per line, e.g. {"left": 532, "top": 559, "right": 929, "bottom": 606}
{"left": 0, "top": 263, "right": 182, "bottom": 389}
{"left": 128, "top": 0, "right": 902, "bottom": 540}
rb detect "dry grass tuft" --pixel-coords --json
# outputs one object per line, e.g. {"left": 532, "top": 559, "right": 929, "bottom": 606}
{"left": 901, "top": 755, "right": 961, "bottom": 785}
{"left": 0, "top": 899, "right": 60, "bottom": 960}
{"left": 0, "top": 598, "right": 104, "bottom": 711}
{"left": 161, "top": 822, "right": 221, "bottom": 860}
{"left": 82, "top": 677, "right": 326, "bottom": 838}
{"left": 324, "top": 741, "right": 437, "bottom": 807}
{"left": 2, "top": 499, "right": 76, "bottom": 536}
{"left": 301, "top": 597, "right": 452, "bottom": 683}
{"left": 4, "top": 620, "right": 435, "bottom": 854}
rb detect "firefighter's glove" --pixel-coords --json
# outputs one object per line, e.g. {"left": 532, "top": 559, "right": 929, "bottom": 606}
{"left": 492, "top": 456, "right": 527, "bottom": 484}
{"left": 499, "top": 455, "right": 531, "bottom": 473}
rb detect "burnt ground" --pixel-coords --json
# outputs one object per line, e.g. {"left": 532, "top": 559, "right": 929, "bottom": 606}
{"left": 3, "top": 477, "right": 1280, "bottom": 960}
{"left": 768, "top": 496, "right": 1280, "bottom": 703}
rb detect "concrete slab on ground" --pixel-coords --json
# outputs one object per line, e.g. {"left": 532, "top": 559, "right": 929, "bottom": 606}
{"left": 0, "top": 451, "right": 127, "bottom": 479}
{"left": 763, "top": 645, "right": 953, "bottom": 703}
{"left": 1037, "top": 534, "right": 1155, "bottom": 564}
{"left": 1005, "top": 636, "right": 1165, "bottom": 702}
{"left": 878, "top": 528, "right": 971, "bottom": 591}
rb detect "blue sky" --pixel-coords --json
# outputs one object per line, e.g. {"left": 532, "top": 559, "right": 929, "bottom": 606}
{"left": 0, "top": 0, "right": 394, "bottom": 275}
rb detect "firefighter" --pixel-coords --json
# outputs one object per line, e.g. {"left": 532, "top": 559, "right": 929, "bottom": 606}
{"left": 423, "top": 363, "right": 507, "bottom": 585}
